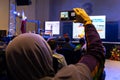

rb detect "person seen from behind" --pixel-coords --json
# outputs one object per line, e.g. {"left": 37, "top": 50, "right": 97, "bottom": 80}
{"left": 74, "top": 38, "right": 86, "bottom": 52}
{"left": 62, "top": 34, "right": 75, "bottom": 50}
{"left": 47, "top": 37, "right": 67, "bottom": 73}
{"left": 6, "top": 33, "right": 55, "bottom": 80}
{"left": 5, "top": 8, "right": 105, "bottom": 80}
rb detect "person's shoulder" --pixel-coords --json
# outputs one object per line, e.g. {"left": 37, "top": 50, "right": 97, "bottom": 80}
{"left": 53, "top": 53, "right": 64, "bottom": 59}
{"left": 53, "top": 64, "right": 92, "bottom": 80}
{"left": 40, "top": 76, "right": 53, "bottom": 80}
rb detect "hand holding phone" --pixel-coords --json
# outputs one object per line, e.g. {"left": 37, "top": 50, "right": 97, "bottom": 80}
{"left": 73, "top": 8, "right": 92, "bottom": 25}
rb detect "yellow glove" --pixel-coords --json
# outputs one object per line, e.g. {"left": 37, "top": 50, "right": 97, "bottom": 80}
{"left": 73, "top": 8, "right": 92, "bottom": 26}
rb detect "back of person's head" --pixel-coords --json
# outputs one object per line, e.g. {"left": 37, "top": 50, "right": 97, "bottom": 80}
{"left": 79, "top": 38, "right": 85, "bottom": 45}
{"left": 47, "top": 37, "right": 57, "bottom": 50}
{"left": 6, "top": 33, "right": 54, "bottom": 80}
{"left": 64, "top": 37, "right": 70, "bottom": 43}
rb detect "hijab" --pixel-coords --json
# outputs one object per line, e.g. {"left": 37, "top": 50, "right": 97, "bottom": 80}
{"left": 6, "top": 33, "right": 54, "bottom": 80}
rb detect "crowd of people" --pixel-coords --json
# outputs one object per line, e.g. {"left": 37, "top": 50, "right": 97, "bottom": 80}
{"left": 0, "top": 8, "right": 106, "bottom": 80}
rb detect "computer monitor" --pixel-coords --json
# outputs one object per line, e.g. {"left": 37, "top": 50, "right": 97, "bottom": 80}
{"left": 72, "top": 15, "right": 106, "bottom": 39}
{"left": 45, "top": 21, "right": 60, "bottom": 35}
{"left": 90, "top": 15, "right": 106, "bottom": 39}
{"left": 72, "top": 22, "right": 84, "bottom": 39}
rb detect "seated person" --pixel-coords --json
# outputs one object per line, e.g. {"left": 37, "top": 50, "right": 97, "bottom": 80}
{"left": 47, "top": 37, "right": 67, "bottom": 73}
{"left": 74, "top": 38, "right": 86, "bottom": 51}
{"left": 74, "top": 38, "right": 86, "bottom": 56}
{"left": 62, "top": 36, "right": 75, "bottom": 50}
{"left": 0, "top": 41, "right": 7, "bottom": 51}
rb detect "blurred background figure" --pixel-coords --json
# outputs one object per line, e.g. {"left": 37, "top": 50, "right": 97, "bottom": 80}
{"left": 73, "top": 38, "right": 87, "bottom": 63}
{"left": 47, "top": 37, "right": 67, "bottom": 73}
{"left": 74, "top": 38, "right": 86, "bottom": 56}
{"left": 20, "top": 11, "right": 27, "bottom": 33}
{"left": 62, "top": 36, "right": 75, "bottom": 50}
{"left": 74, "top": 38, "right": 86, "bottom": 52}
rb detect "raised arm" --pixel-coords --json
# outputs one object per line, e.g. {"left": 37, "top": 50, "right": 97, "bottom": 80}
{"left": 73, "top": 8, "right": 105, "bottom": 79}
{"left": 53, "top": 8, "right": 105, "bottom": 80}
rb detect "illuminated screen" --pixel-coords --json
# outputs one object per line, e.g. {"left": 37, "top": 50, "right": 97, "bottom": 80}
{"left": 90, "top": 15, "right": 106, "bottom": 39}
{"left": 60, "top": 12, "right": 68, "bottom": 18}
{"left": 72, "top": 23, "right": 84, "bottom": 39}
{"left": 72, "top": 15, "right": 106, "bottom": 39}
{"left": 45, "top": 21, "right": 60, "bottom": 35}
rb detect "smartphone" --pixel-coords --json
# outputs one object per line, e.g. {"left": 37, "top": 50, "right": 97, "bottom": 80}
{"left": 60, "top": 10, "right": 76, "bottom": 21}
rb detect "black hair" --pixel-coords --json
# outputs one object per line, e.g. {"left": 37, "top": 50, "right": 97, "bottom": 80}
{"left": 47, "top": 38, "right": 57, "bottom": 50}
{"left": 79, "top": 38, "right": 85, "bottom": 45}
{"left": 64, "top": 37, "right": 70, "bottom": 42}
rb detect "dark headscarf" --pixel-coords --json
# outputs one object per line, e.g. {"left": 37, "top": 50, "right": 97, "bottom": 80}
{"left": 6, "top": 33, "right": 54, "bottom": 80}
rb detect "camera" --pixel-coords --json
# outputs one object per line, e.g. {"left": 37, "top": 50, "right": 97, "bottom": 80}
{"left": 60, "top": 10, "right": 76, "bottom": 21}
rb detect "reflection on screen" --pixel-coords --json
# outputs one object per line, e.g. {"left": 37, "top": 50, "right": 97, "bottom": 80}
{"left": 45, "top": 21, "right": 60, "bottom": 35}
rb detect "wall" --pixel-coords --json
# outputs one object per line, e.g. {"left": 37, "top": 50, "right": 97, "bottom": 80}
{"left": 0, "top": 0, "right": 9, "bottom": 34}
{"left": 1, "top": 0, "right": 120, "bottom": 35}
{"left": 48, "top": 0, "right": 120, "bottom": 43}
{"left": 15, "top": 0, "right": 50, "bottom": 34}
{"left": 16, "top": 0, "right": 36, "bottom": 34}
{"left": 49, "top": 0, "right": 120, "bottom": 21}
{"left": 35, "top": 0, "right": 50, "bottom": 29}
{"left": 15, "top": 0, "right": 120, "bottom": 31}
